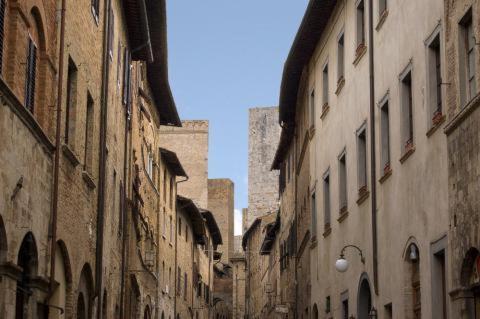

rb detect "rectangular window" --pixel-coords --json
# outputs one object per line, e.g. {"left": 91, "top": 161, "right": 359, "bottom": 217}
{"left": 339, "top": 151, "right": 348, "bottom": 211}
{"left": 178, "top": 218, "right": 182, "bottom": 236}
{"left": 118, "top": 183, "right": 124, "bottom": 236}
{"left": 310, "top": 90, "right": 315, "bottom": 128}
{"left": 108, "top": 9, "right": 114, "bottom": 60}
{"left": 400, "top": 71, "right": 414, "bottom": 151}
{"left": 433, "top": 250, "right": 447, "bottom": 319}
{"left": 322, "top": 63, "right": 329, "bottom": 107}
{"left": 184, "top": 273, "right": 188, "bottom": 300}
{"left": 163, "top": 168, "right": 167, "bottom": 204}
{"left": 84, "top": 93, "right": 94, "bottom": 172}
{"left": 385, "top": 303, "right": 393, "bottom": 319}
{"left": 356, "top": 0, "right": 365, "bottom": 48}
{"left": 460, "top": 10, "right": 476, "bottom": 105}
{"left": 185, "top": 226, "right": 189, "bottom": 242}
{"left": 170, "top": 177, "right": 174, "bottom": 208}
{"left": 311, "top": 191, "right": 317, "bottom": 239}
{"left": 326, "top": 296, "right": 331, "bottom": 313}
{"left": 169, "top": 216, "right": 173, "bottom": 243}
{"left": 323, "top": 170, "right": 331, "bottom": 230}
{"left": 338, "top": 33, "right": 345, "bottom": 82}
{"left": 65, "top": 58, "right": 78, "bottom": 146}
{"left": 357, "top": 127, "right": 367, "bottom": 191}
{"left": 0, "top": 0, "right": 7, "bottom": 74}
{"left": 91, "top": 0, "right": 100, "bottom": 19}
{"left": 122, "top": 48, "right": 132, "bottom": 108}
{"left": 427, "top": 33, "right": 443, "bottom": 123}
{"left": 25, "top": 38, "right": 37, "bottom": 113}
{"left": 379, "top": 0, "right": 387, "bottom": 15}
{"left": 162, "top": 209, "right": 166, "bottom": 236}
{"left": 380, "top": 101, "right": 390, "bottom": 172}
{"left": 177, "top": 267, "right": 181, "bottom": 295}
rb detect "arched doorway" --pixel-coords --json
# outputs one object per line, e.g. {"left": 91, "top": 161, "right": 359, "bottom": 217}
{"left": 312, "top": 303, "right": 318, "bottom": 319}
{"left": 144, "top": 305, "right": 151, "bottom": 319}
{"left": 0, "top": 214, "right": 7, "bottom": 262}
{"left": 15, "top": 232, "right": 38, "bottom": 319}
{"left": 77, "top": 264, "right": 94, "bottom": 319}
{"left": 460, "top": 247, "right": 480, "bottom": 318}
{"left": 403, "top": 243, "right": 421, "bottom": 319}
{"left": 50, "top": 241, "right": 73, "bottom": 319}
{"left": 357, "top": 276, "right": 372, "bottom": 319}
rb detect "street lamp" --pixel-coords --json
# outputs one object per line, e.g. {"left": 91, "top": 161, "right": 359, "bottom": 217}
{"left": 335, "top": 245, "right": 365, "bottom": 273}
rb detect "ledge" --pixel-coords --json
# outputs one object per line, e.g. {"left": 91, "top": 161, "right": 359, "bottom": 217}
{"left": 379, "top": 168, "right": 392, "bottom": 184}
{"left": 62, "top": 144, "right": 80, "bottom": 167}
{"left": 0, "top": 261, "right": 23, "bottom": 281}
{"left": 376, "top": 9, "right": 389, "bottom": 31}
{"left": 0, "top": 79, "right": 55, "bottom": 155}
{"left": 320, "top": 104, "right": 330, "bottom": 120}
{"left": 427, "top": 114, "right": 446, "bottom": 137}
{"left": 322, "top": 226, "right": 332, "bottom": 238}
{"left": 335, "top": 77, "right": 345, "bottom": 95}
{"left": 353, "top": 45, "right": 367, "bottom": 66}
{"left": 82, "top": 170, "right": 96, "bottom": 189}
{"left": 337, "top": 208, "right": 349, "bottom": 223}
{"left": 399, "top": 146, "right": 416, "bottom": 164}
{"left": 445, "top": 93, "right": 480, "bottom": 135}
{"left": 356, "top": 189, "right": 370, "bottom": 205}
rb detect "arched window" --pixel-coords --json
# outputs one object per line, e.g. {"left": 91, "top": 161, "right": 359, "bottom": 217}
{"left": 15, "top": 232, "right": 38, "bottom": 319}
{"left": 77, "top": 264, "right": 94, "bottom": 319}
{"left": 144, "top": 306, "right": 151, "bottom": 319}
{"left": 357, "top": 276, "right": 372, "bottom": 319}
{"left": 312, "top": 304, "right": 318, "bottom": 319}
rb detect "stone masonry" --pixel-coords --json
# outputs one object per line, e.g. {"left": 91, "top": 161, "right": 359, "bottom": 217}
{"left": 247, "top": 107, "right": 281, "bottom": 229}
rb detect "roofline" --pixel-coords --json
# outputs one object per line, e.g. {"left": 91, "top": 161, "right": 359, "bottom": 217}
{"left": 201, "top": 209, "right": 223, "bottom": 247}
{"left": 160, "top": 148, "right": 188, "bottom": 177}
{"left": 242, "top": 217, "right": 262, "bottom": 251}
{"left": 273, "top": 0, "right": 337, "bottom": 167}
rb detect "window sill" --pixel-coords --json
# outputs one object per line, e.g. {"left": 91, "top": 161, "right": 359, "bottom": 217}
{"left": 337, "top": 208, "right": 349, "bottom": 223}
{"left": 356, "top": 188, "right": 370, "bottom": 205}
{"left": 335, "top": 77, "right": 345, "bottom": 95}
{"left": 320, "top": 103, "right": 330, "bottom": 120}
{"left": 162, "top": 235, "right": 166, "bottom": 240}
{"left": 379, "top": 167, "right": 392, "bottom": 184}
{"left": 376, "top": 9, "right": 389, "bottom": 31}
{"left": 399, "top": 145, "right": 416, "bottom": 164}
{"left": 62, "top": 144, "right": 80, "bottom": 167}
{"left": 310, "top": 238, "right": 318, "bottom": 249}
{"left": 169, "top": 242, "right": 173, "bottom": 247}
{"left": 82, "top": 170, "right": 96, "bottom": 189}
{"left": 353, "top": 44, "right": 367, "bottom": 66}
{"left": 426, "top": 114, "right": 446, "bottom": 137}
{"left": 322, "top": 226, "right": 332, "bottom": 238}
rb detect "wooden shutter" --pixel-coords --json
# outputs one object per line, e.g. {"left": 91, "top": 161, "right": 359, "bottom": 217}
{"left": 0, "top": 0, "right": 6, "bottom": 74}
{"left": 25, "top": 38, "right": 37, "bottom": 113}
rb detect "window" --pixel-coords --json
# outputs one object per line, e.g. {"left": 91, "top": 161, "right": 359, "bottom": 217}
{"left": 162, "top": 209, "right": 166, "bottom": 236}
{"left": 310, "top": 90, "right": 315, "bottom": 128}
{"left": 178, "top": 218, "right": 182, "bottom": 236}
{"left": 84, "top": 93, "right": 94, "bottom": 172}
{"left": 322, "top": 63, "right": 329, "bottom": 107}
{"left": 357, "top": 126, "right": 367, "bottom": 192}
{"left": 323, "top": 170, "right": 331, "bottom": 230}
{"left": 168, "top": 267, "right": 172, "bottom": 293}
{"left": 177, "top": 267, "right": 181, "bottom": 295}
{"left": 184, "top": 273, "right": 188, "bottom": 300}
{"left": 311, "top": 191, "right": 317, "bottom": 239}
{"left": 185, "top": 226, "right": 189, "bottom": 242}
{"left": 169, "top": 216, "right": 173, "bottom": 243}
{"left": 108, "top": 9, "right": 114, "bottom": 60}
{"left": 385, "top": 303, "right": 393, "bottom": 319}
{"left": 338, "top": 151, "right": 348, "bottom": 212}
{"left": 432, "top": 249, "right": 447, "bottom": 319}
{"left": 163, "top": 168, "right": 167, "bottom": 204}
{"left": 170, "top": 177, "right": 174, "bottom": 208}
{"left": 65, "top": 58, "right": 78, "bottom": 147}
{"left": 427, "top": 32, "right": 443, "bottom": 124}
{"left": 338, "top": 33, "right": 345, "bottom": 82}
{"left": 400, "top": 70, "right": 414, "bottom": 152}
{"left": 119, "top": 183, "right": 124, "bottom": 236}
{"left": 146, "top": 147, "right": 153, "bottom": 179}
{"left": 25, "top": 38, "right": 37, "bottom": 113}
{"left": 380, "top": 100, "right": 391, "bottom": 172}
{"left": 162, "top": 261, "right": 165, "bottom": 285}
{"left": 122, "top": 48, "right": 132, "bottom": 110}
{"left": 0, "top": 0, "right": 6, "bottom": 74}
{"left": 342, "top": 298, "right": 349, "bottom": 319}
{"left": 326, "top": 296, "right": 331, "bottom": 313}
{"left": 460, "top": 9, "right": 476, "bottom": 105}
{"left": 356, "top": 0, "right": 366, "bottom": 48}
{"left": 379, "top": 0, "right": 387, "bottom": 16}
{"left": 91, "top": 0, "right": 100, "bottom": 20}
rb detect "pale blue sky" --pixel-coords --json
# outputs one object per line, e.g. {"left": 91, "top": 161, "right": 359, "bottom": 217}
{"left": 167, "top": 1, "right": 308, "bottom": 235}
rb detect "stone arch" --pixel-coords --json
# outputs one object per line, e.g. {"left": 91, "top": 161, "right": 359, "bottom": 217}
{"left": 0, "top": 214, "right": 7, "bottom": 262}
{"left": 402, "top": 237, "right": 421, "bottom": 319}
{"left": 312, "top": 303, "right": 318, "bottom": 319}
{"left": 161, "top": 311, "right": 165, "bottom": 319}
{"left": 50, "top": 240, "right": 73, "bottom": 319}
{"left": 15, "top": 232, "right": 38, "bottom": 319}
{"left": 77, "top": 263, "right": 94, "bottom": 319}
{"left": 460, "top": 247, "right": 480, "bottom": 287}
{"left": 144, "top": 304, "right": 151, "bottom": 319}
{"left": 357, "top": 273, "right": 373, "bottom": 319}
{"left": 128, "top": 275, "right": 141, "bottom": 319}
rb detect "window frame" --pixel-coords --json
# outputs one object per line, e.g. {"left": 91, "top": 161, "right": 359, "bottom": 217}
{"left": 399, "top": 62, "right": 414, "bottom": 154}
{"left": 356, "top": 123, "right": 368, "bottom": 192}
{"left": 323, "top": 169, "right": 331, "bottom": 231}
{"left": 425, "top": 23, "right": 444, "bottom": 129}
{"left": 338, "top": 149, "right": 348, "bottom": 213}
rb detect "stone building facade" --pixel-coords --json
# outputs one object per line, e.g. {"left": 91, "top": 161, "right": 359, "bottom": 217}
{"left": 231, "top": 236, "right": 246, "bottom": 319}
{"left": 444, "top": 0, "right": 480, "bottom": 318}
{"left": 270, "top": 0, "right": 450, "bottom": 318}
{"left": 246, "top": 107, "right": 281, "bottom": 229}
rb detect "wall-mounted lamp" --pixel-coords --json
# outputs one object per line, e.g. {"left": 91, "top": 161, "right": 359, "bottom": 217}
{"left": 369, "top": 307, "right": 378, "bottom": 319}
{"left": 335, "top": 245, "right": 365, "bottom": 273}
{"left": 409, "top": 244, "right": 418, "bottom": 262}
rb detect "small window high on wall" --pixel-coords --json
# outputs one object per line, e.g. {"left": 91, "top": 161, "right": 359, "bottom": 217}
{"left": 459, "top": 9, "right": 476, "bottom": 106}
{"left": 400, "top": 68, "right": 414, "bottom": 154}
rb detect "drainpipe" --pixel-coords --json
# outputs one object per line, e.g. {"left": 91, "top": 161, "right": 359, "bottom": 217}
{"left": 367, "top": 0, "right": 379, "bottom": 295}
{"left": 294, "top": 130, "right": 298, "bottom": 319}
{"left": 46, "top": 0, "right": 67, "bottom": 313}
{"left": 174, "top": 194, "right": 178, "bottom": 318}
{"left": 96, "top": 0, "right": 113, "bottom": 316}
